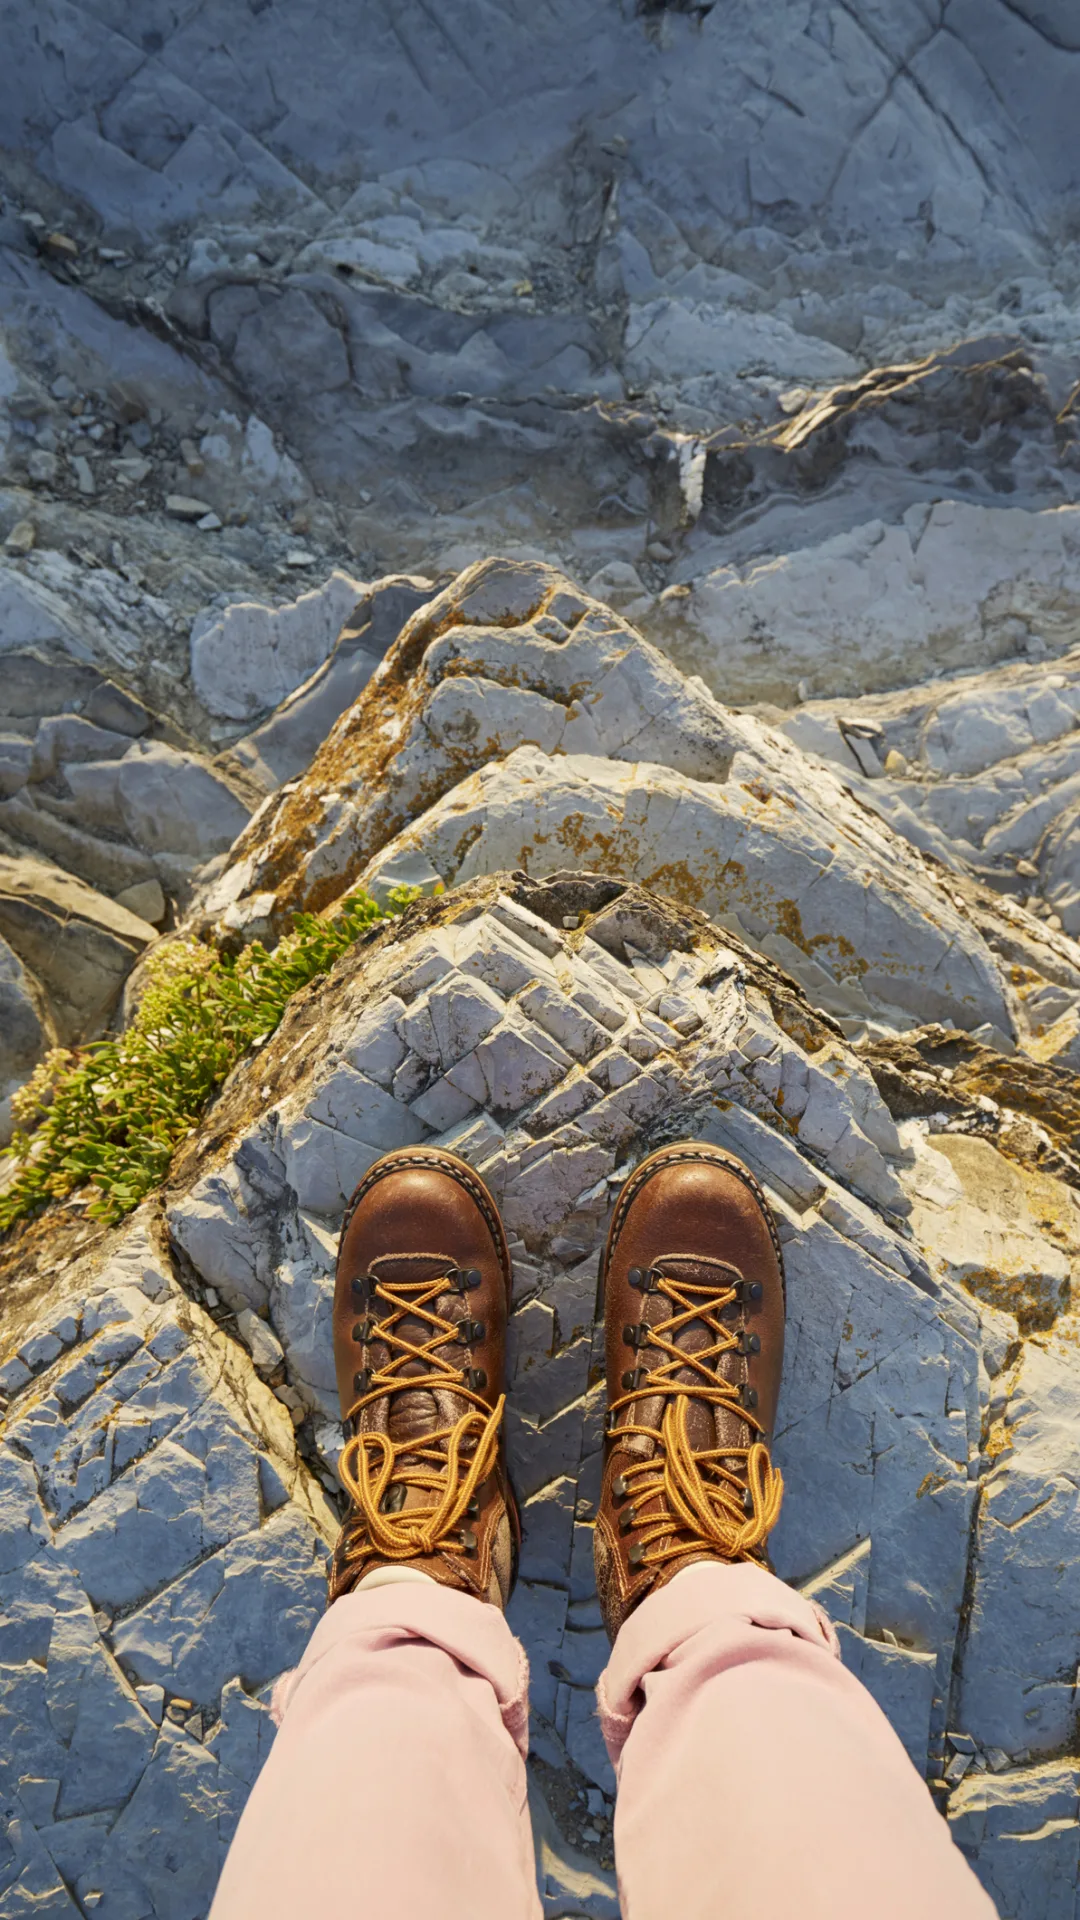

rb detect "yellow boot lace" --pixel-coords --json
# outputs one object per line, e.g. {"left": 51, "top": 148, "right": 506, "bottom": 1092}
{"left": 335, "top": 1258, "right": 503, "bottom": 1574}
{"left": 609, "top": 1256, "right": 783, "bottom": 1570}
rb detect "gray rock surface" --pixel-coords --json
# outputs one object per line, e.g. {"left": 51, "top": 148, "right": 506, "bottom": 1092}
{"left": 3, "top": 0, "right": 1080, "bottom": 682}
{"left": 779, "top": 638, "right": 1080, "bottom": 940}
{"left": 6, "top": 538, "right": 1080, "bottom": 1912}
{"left": 229, "top": 574, "right": 437, "bottom": 791}
{"left": 2, "top": 10, "right": 1080, "bottom": 1914}
{"left": 0, "top": 1216, "right": 335, "bottom": 1920}
{"left": 0, "top": 855, "right": 155, "bottom": 1045}
{"left": 65, "top": 741, "right": 252, "bottom": 869}
{"left": 201, "top": 558, "right": 1078, "bottom": 1056}
{"left": 660, "top": 500, "right": 1080, "bottom": 707}
{"left": 158, "top": 869, "right": 1080, "bottom": 1909}
{"left": 0, "top": 933, "right": 52, "bottom": 1145}
{"left": 191, "top": 572, "right": 367, "bottom": 722}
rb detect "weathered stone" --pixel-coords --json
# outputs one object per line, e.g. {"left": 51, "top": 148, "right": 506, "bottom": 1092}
{"left": 360, "top": 742, "right": 1009, "bottom": 1038}
{"left": 191, "top": 572, "right": 367, "bottom": 722}
{"left": 949, "top": 1762, "right": 1080, "bottom": 1919}
{"left": 779, "top": 643, "right": 1080, "bottom": 911}
{"left": 0, "top": 855, "right": 155, "bottom": 1045}
{"left": 231, "top": 575, "right": 436, "bottom": 789}
{"left": 113, "top": 878, "right": 166, "bottom": 927}
{"left": 0, "top": 932, "right": 53, "bottom": 1142}
{"left": 0, "top": 1218, "right": 335, "bottom": 1920}
{"left": 66, "top": 743, "right": 252, "bottom": 867}
{"left": 669, "top": 502, "right": 1080, "bottom": 707}
{"left": 907, "top": 1133, "right": 1074, "bottom": 1330}
{"left": 2, "top": 8, "right": 1080, "bottom": 1905}
{"left": 199, "top": 559, "right": 1038, "bottom": 1050}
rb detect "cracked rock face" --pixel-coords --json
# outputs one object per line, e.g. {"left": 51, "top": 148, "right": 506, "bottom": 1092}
{"left": 7, "top": 554, "right": 1080, "bottom": 1913}
{"left": 0, "top": 1215, "right": 335, "bottom": 1920}
{"left": 201, "top": 558, "right": 1078, "bottom": 1061}
{"left": 2, "top": 10, "right": 1080, "bottom": 1914}
{"left": 159, "top": 869, "right": 1077, "bottom": 1911}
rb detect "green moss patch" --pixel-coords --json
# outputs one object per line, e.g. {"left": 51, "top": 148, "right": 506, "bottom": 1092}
{"left": 1, "top": 887, "right": 418, "bottom": 1233}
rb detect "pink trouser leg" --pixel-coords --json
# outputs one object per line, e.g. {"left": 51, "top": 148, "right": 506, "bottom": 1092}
{"left": 598, "top": 1562, "right": 996, "bottom": 1920}
{"left": 210, "top": 1586, "right": 541, "bottom": 1920}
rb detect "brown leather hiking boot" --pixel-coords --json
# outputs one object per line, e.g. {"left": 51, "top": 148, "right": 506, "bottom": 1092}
{"left": 328, "top": 1146, "right": 519, "bottom": 1607}
{"left": 594, "top": 1142, "right": 786, "bottom": 1638}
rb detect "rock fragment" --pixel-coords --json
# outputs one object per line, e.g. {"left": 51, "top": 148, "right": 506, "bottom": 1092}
{"left": 165, "top": 494, "right": 215, "bottom": 520}
{"left": 4, "top": 519, "right": 36, "bottom": 554}
{"left": 0, "top": 1216, "right": 335, "bottom": 1918}
{"left": 0, "top": 854, "right": 155, "bottom": 1042}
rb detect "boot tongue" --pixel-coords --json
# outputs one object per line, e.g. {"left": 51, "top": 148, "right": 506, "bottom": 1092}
{"left": 367, "top": 1252, "right": 469, "bottom": 1470}
{"left": 645, "top": 1255, "right": 748, "bottom": 1454}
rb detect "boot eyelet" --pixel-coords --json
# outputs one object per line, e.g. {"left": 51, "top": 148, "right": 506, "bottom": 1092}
{"left": 460, "top": 1526, "right": 478, "bottom": 1555}
{"left": 618, "top": 1505, "right": 637, "bottom": 1534}
{"left": 737, "top": 1331, "right": 761, "bottom": 1356}
{"left": 465, "top": 1495, "right": 480, "bottom": 1519}
{"left": 628, "top": 1267, "right": 657, "bottom": 1293}
{"left": 466, "top": 1367, "right": 487, "bottom": 1391}
{"left": 351, "top": 1275, "right": 372, "bottom": 1303}
{"left": 628, "top": 1543, "right": 646, "bottom": 1569}
{"left": 742, "top": 1487, "right": 755, "bottom": 1516}
{"left": 352, "top": 1369, "right": 372, "bottom": 1395}
{"left": 622, "top": 1322, "right": 648, "bottom": 1349}
{"left": 736, "top": 1279, "right": 763, "bottom": 1305}
{"left": 465, "top": 1268, "right": 482, "bottom": 1290}
{"left": 738, "top": 1383, "right": 758, "bottom": 1410}
{"left": 621, "top": 1366, "right": 647, "bottom": 1391}
{"left": 352, "top": 1318, "right": 375, "bottom": 1343}
{"left": 612, "top": 1473, "right": 628, "bottom": 1501}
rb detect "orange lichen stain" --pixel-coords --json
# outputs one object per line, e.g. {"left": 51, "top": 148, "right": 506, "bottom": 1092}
{"left": 646, "top": 856, "right": 746, "bottom": 914}
{"left": 450, "top": 822, "right": 484, "bottom": 868}
{"left": 742, "top": 777, "right": 796, "bottom": 812}
{"left": 984, "top": 1419, "right": 1014, "bottom": 1463}
{"left": 776, "top": 899, "right": 807, "bottom": 951}
{"left": 556, "top": 812, "right": 615, "bottom": 861}
{"left": 958, "top": 1265, "right": 1061, "bottom": 1336}
{"left": 642, "top": 860, "right": 707, "bottom": 909}
{"left": 807, "top": 925, "right": 868, "bottom": 977}
{"left": 915, "top": 1473, "right": 949, "bottom": 1500}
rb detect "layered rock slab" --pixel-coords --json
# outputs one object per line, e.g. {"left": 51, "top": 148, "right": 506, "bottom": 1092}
{"left": 0, "top": 857, "right": 156, "bottom": 1047}
{"left": 0, "top": 1215, "right": 335, "bottom": 1920}
{"left": 198, "top": 556, "right": 1071, "bottom": 1046}
{"left": 358, "top": 741, "right": 1014, "bottom": 1036}
{"left": 161, "top": 869, "right": 1075, "bottom": 1905}
{"left": 658, "top": 499, "right": 1080, "bottom": 706}
{"left": 780, "top": 641, "right": 1080, "bottom": 969}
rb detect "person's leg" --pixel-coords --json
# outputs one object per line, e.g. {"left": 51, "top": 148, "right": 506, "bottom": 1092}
{"left": 211, "top": 1579, "right": 539, "bottom": 1920}
{"left": 212, "top": 1146, "right": 538, "bottom": 1920}
{"left": 592, "top": 1143, "right": 994, "bottom": 1920}
{"left": 598, "top": 1560, "right": 995, "bottom": 1920}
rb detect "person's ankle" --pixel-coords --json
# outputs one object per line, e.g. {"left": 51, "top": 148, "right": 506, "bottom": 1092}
{"left": 352, "top": 1565, "right": 440, "bottom": 1593}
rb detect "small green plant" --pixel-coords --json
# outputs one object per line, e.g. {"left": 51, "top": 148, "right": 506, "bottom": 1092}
{"left": 0, "top": 885, "right": 421, "bottom": 1235}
